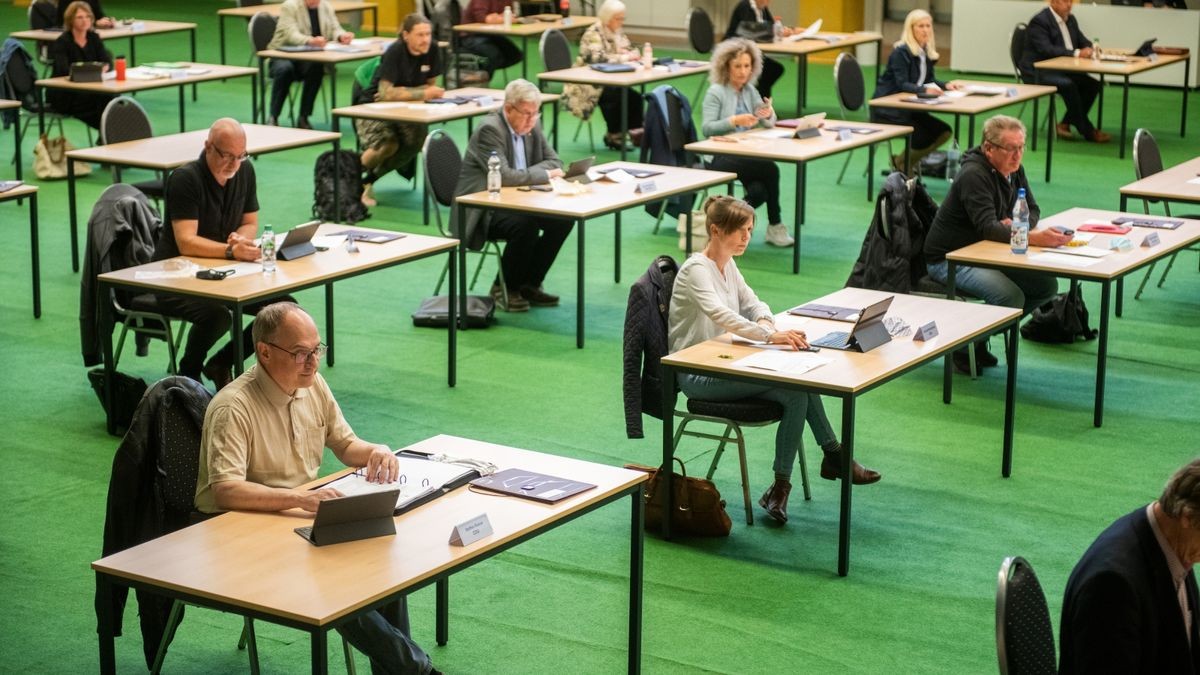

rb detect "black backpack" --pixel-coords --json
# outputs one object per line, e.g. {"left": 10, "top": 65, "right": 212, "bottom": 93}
{"left": 313, "top": 149, "right": 369, "bottom": 224}
{"left": 1020, "top": 283, "right": 1098, "bottom": 343}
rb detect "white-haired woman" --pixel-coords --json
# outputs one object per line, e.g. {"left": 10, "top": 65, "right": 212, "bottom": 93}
{"left": 700, "top": 38, "right": 792, "bottom": 248}
{"left": 870, "top": 9, "right": 959, "bottom": 170}
{"left": 563, "top": 0, "right": 644, "bottom": 150}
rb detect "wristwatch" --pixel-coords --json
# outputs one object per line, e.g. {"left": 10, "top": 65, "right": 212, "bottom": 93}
{"left": 225, "top": 244, "right": 234, "bottom": 260}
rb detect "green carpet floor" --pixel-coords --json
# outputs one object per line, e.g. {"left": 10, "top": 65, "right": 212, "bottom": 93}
{"left": 1, "top": 2, "right": 1198, "bottom": 672}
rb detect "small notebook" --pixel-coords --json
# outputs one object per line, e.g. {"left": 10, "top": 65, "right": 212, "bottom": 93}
{"left": 330, "top": 229, "right": 406, "bottom": 243}
{"left": 787, "top": 302, "right": 860, "bottom": 321}
{"left": 470, "top": 468, "right": 596, "bottom": 503}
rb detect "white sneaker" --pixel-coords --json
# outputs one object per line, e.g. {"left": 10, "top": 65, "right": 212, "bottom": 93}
{"left": 361, "top": 183, "right": 377, "bottom": 208}
{"left": 765, "top": 223, "right": 795, "bottom": 247}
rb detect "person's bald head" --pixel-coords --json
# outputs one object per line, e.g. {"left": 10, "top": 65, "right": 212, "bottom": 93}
{"left": 203, "top": 118, "right": 249, "bottom": 185}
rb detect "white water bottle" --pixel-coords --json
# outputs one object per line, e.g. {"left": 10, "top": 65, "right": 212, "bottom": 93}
{"left": 502, "top": 5, "right": 512, "bottom": 29}
{"left": 1091, "top": 39, "right": 1100, "bottom": 61}
{"left": 487, "top": 151, "right": 501, "bottom": 197}
{"left": 1010, "top": 188, "right": 1029, "bottom": 255}
{"left": 773, "top": 18, "right": 784, "bottom": 43}
{"left": 261, "top": 224, "right": 276, "bottom": 273}
{"left": 642, "top": 42, "right": 653, "bottom": 70}
{"left": 946, "top": 140, "right": 961, "bottom": 182}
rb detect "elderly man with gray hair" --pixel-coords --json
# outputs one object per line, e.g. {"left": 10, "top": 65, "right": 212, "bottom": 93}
{"left": 451, "top": 78, "right": 571, "bottom": 312}
{"left": 1059, "top": 457, "right": 1200, "bottom": 673}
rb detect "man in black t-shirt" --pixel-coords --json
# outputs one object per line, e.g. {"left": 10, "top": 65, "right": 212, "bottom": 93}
{"left": 355, "top": 13, "right": 444, "bottom": 207}
{"left": 153, "top": 118, "right": 294, "bottom": 390}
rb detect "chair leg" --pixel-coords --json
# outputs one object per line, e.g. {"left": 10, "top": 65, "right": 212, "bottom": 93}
{"left": 836, "top": 149, "right": 855, "bottom": 184}
{"left": 434, "top": 258, "right": 450, "bottom": 296}
{"left": 150, "top": 600, "right": 185, "bottom": 674}
{"left": 969, "top": 341, "right": 978, "bottom": 381}
{"left": 731, "top": 425, "right": 753, "bottom": 526}
{"left": 796, "top": 437, "right": 811, "bottom": 501}
{"left": 114, "top": 323, "right": 131, "bottom": 370}
{"left": 705, "top": 426, "right": 732, "bottom": 480}
{"left": 1157, "top": 251, "right": 1179, "bottom": 288}
{"left": 342, "top": 636, "right": 357, "bottom": 675}
{"left": 1134, "top": 262, "right": 1155, "bottom": 300}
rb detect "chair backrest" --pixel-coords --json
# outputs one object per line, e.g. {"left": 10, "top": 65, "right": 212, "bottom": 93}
{"left": 834, "top": 52, "right": 865, "bottom": 115}
{"left": 248, "top": 12, "right": 277, "bottom": 54}
{"left": 686, "top": 8, "right": 715, "bottom": 56}
{"left": 1132, "top": 128, "right": 1163, "bottom": 180}
{"left": 3, "top": 39, "right": 38, "bottom": 101}
{"left": 540, "top": 28, "right": 572, "bottom": 72}
{"left": 996, "top": 556, "right": 1057, "bottom": 675}
{"left": 1010, "top": 23, "right": 1028, "bottom": 81}
{"left": 150, "top": 377, "right": 214, "bottom": 521}
{"left": 100, "top": 96, "right": 153, "bottom": 146}
{"left": 422, "top": 129, "right": 462, "bottom": 235}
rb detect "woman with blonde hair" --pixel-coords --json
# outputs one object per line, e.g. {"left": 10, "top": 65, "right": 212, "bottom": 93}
{"left": 668, "top": 195, "right": 881, "bottom": 525}
{"left": 699, "top": 38, "right": 792, "bottom": 248}
{"left": 870, "top": 9, "right": 959, "bottom": 171}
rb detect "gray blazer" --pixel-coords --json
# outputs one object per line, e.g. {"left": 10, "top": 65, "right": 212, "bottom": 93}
{"left": 452, "top": 111, "right": 562, "bottom": 250}
{"left": 700, "top": 82, "right": 777, "bottom": 137}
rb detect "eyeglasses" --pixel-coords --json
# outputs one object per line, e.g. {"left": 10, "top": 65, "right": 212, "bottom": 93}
{"left": 987, "top": 140, "right": 1025, "bottom": 155}
{"left": 267, "top": 342, "right": 327, "bottom": 364}
{"left": 507, "top": 105, "right": 541, "bottom": 120}
{"left": 210, "top": 144, "right": 250, "bottom": 163}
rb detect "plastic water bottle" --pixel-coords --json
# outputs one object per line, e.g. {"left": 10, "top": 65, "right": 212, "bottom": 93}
{"left": 502, "top": 5, "right": 512, "bottom": 29}
{"left": 945, "top": 140, "right": 961, "bottom": 183}
{"left": 487, "top": 151, "right": 501, "bottom": 197}
{"left": 773, "top": 18, "right": 784, "bottom": 43}
{"left": 1010, "top": 189, "right": 1029, "bottom": 255}
{"left": 642, "top": 42, "right": 653, "bottom": 70}
{"left": 261, "top": 224, "right": 276, "bottom": 273}
{"left": 1091, "top": 39, "right": 1100, "bottom": 62}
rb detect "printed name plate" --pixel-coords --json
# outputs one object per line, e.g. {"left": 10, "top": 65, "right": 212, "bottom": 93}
{"left": 449, "top": 513, "right": 493, "bottom": 547}
{"left": 837, "top": 128, "right": 853, "bottom": 142}
{"left": 912, "top": 321, "right": 938, "bottom": 341}
{"left": 635, "top": 180, "right": 657, "bottom": 194}
{"left": 1141, "top": 232, "right": 1161, "bottom": 248}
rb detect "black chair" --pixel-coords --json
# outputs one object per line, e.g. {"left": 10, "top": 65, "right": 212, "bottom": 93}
{"left": 100, "top": 96, "right": 165, "bottom": 204}
{"left": 685, "top": 7, "right": 715, "bottom": 101}
{"left": 1130, "top": 128, "right": 1200, "bottom": 299}
{"left": 539, "top": 28, "right": 595, "bottom": 151}
{"left": 1010, "top": 22, "right": 1046, "bottom": 137}
{"left": 422, "top": 129, "right": 510, "bottom": 303}
{"left": 27, "top": 0, "right": 58, "bottom": 76}
{"left": 833, "top": 52, "right": 885, "bottom": 189}
{"left": 995, "top": 556, "right": 1057, "bottom": 675}
{"left": 2, "top": 38, "right": 84, "bottom": 149}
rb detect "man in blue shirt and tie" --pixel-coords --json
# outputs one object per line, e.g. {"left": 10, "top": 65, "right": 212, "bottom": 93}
{"left": 452, "top": 79, "right": 572, "bottom": 312}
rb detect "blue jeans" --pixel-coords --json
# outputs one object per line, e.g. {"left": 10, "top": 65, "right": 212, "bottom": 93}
{"left": 336, "top": 598, "right": 432, "bottom": 675}
{"left": 679, "top": 374, "right": 836, "bottom": 477}
{"left": 927, "top": 259, "right": 1059, "bottom": 316}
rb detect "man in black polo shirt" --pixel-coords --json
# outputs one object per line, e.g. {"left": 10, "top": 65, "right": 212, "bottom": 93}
{"left": 355, "top": 13, "right": 444, "bottom": 207}
{"left": 153, "top": 118, "right": 293, "bottom": 390}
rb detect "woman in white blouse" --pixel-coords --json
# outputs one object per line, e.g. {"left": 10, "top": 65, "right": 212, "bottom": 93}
{"left": 668, "top": 195, "right": 881, "bottom": 524}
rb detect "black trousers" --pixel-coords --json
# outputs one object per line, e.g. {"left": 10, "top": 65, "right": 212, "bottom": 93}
{"left": 758, "top": 56, "right": 784, "bottom": 100}
{"left": 597, "top": 86, "right": 644, "bottom": 134}
{"left": 461, "top": 36, "right": 523, "bottom": 77}
{"left": 1037, "top": 71, "right": 1099, "bottom": 137}
{"left": 269, "top": 58, "right": 325, "bottom": 119}
{"left": 156, "top": 294, "right": 296, "bottom": 380}
{"left": 487, "top": 212, "right": 574, "bottom": 290}
{"left": 708, "top": 155, "right": 782, "bottom": 224}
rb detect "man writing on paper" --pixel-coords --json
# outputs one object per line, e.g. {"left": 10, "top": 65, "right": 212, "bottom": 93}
{"left": 923, "top": 115, "right": 1071, "bottom": 374}
{"left": 1018, "top": 0, "right": 1110, "bottom": 143}
{"left": 453, "top": 78, "right": 572, "bottom": 313}
{"left": 196, "top": 301, "right": 441, "bottom": 675}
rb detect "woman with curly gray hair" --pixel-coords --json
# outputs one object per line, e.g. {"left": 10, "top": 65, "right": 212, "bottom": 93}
{"left": 700, "top": 38, "right": 793, "bottom": 248}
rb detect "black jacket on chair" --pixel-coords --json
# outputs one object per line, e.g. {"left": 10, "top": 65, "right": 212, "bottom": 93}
{"left": 846, "top": 172, "right": 937, "bottom": 294}
{"left": 622, "top": 255, "right": 678, "bottom": 439}
{"left": 1018, "top": 7, "right": 1092, "bottom": 81}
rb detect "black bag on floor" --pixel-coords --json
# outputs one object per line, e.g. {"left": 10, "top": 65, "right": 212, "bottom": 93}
{"left": 920, "top": 151, "right": 948, "bottom": 178}
{"left": 313, "top": 149, "right": 369, "bottom": 224}
{"left": 87, "top": 369, "right": 149, "bottom": 435}
{"left": 1020, "top": 284, "right": 1098, "bottom": 343}
{"left": 411, "top": 295, "right": 495, "bottom": 328}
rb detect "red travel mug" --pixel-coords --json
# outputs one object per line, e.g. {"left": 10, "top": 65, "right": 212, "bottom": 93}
{"left": 115, "top": 56, "right": 126, "bottom": 81}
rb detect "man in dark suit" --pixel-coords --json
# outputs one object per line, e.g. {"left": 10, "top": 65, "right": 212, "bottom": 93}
{"left": 723, "top": 0, "right": 788, "bottom": 99}
{"left": 1059, "top": 457, "right": 1200, "bottom": 673}
{"left": 452, "top": 79, "right": 572, "bottom": 312}
{"left": 1018, "top": 0, "right": 1110, "bottom": 143}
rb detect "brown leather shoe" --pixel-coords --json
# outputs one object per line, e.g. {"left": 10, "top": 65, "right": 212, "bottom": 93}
{"left": 1055, "top": 122, "right": 1074, "bottom": 140}
{"left": 490, "top": 283, "right": 529, "bottom": 312}
{"left": 758, "top": 479, "right": 792, "bottom": 523}
{"left": 1087, "top": 129, "right": 1111, "bottom": 144}
{"left": 820, "top": 450, "right": 882, "bottom": 485}
{"left": 519, "top": 285, "right": 559, "bottom": 307}
{"left": 202, "top": 359, "right": 234, "bottom": 391}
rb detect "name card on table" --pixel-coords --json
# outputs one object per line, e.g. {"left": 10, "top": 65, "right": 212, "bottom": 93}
{"left": 1006, "top": 87, "right": 1018, "bottom": 98}
{"left": 837, "top": 127, "right": 853, "bottom": 142}
{"left": 912, "top": 321, "right": 938, "bottom": 341}
{"left": 635, "top": 180, "right": 657, "bottom": 194}
{"left": 1141, "top": 232, "right": 1161, "bottom": 248}
{"left": 448, "top": 513, "right": 493, "bottom": 547}
{"left": 474, "top": 95, "right": 494, "bottom": 107}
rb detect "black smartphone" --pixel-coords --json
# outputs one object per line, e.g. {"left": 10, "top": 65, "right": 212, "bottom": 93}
{"left": 196, "top": 269, "right": 234, "bottom": 280}
{"left": 1050, "top": 226, "right": 1074, "bottom": 236}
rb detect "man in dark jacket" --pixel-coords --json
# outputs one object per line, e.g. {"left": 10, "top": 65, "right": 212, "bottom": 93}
{"left": 924, "top": 115, "right": 1071, "bottom": 371}
{"left": 1059, "top": 457, "right": 1200, "bottom": 674}
{"left": 1018, "top": 0, "right": 1110, "bottom": 143}
{"left": 723, "top": 0, "right": 788, "bottom": 99}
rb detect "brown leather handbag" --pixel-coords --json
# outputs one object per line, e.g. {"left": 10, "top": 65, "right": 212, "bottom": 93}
{"left": 625, "top": 460, "right": 732, "bottom": 537}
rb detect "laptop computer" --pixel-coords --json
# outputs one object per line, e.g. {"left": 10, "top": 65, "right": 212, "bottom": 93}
{"left": 275, "top": 220, "right": 321, "bottom": 261}
{"left": 69, "top": 61, "right": 105, "bottom": 83}
{"left": 563, "top": 156, "right": 595, "bottom": 183}
{"left": 293, "top": 489, "right": 400, "bottom": 546}
{"left": 808, "top": 296, "right": 894, "bottom": 352}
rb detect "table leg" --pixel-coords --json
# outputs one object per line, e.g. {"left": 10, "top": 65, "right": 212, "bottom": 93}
{"left": 311, "top": 630, "right": 328, "bottom": 675}
{"left": 258, "top": 59, "right": 265, "bottom": 124}
{"left": 232, "top": 301, "right": 246, "bottom": 375}
{"left": 628, "top": 486, "right": 644, "bottom": 675}
{"left": 1002, "top": 321, "right": 1019, "bottom": 478}
{"left": 1116, "top": 277, "right": 1124, "bottom": 318}
{"left": 576, "top": 217, "right": 585, "bottom": 349}
{"left": 793, "top": 163, "right": 803, "bottom": 274}
{"left": 1094, "top": 280, "right": 1110, "bottom": 428}
{"left": 553, "top": 99, "right": 560, "bottom": 151}
{"left": 903, "top": 135, "right": 910, "bottom": 176}
{"left": 69, "top": 158, "right": 79, "bottom": 272}
{"left": 436, "top": 579, "right": 449, "bottom": 646}
{"left": 129, "top": 37, "right": 136, "bottom": 65}
{"left": 37, "top": 86, "right": 45, "bottom": 138}
{"left": 967, "top": 116, "right": 976, "bottom": 147}
{"left": 659, "top": 363, "right": 677, "bottom": 541}
{"left": 1119, "top": 75, "right": 1129, "bottom": 160}
{"left": 1097, "top": 74, "right": 1106, "bottom": 134}
{"left": 191, "top": 28, "right": 198, "bottom": 101}
{"left": 326, "top": 283, "right": 335, "bottom": 367}
{"left": 1181, "top": 57, "right": 1189, "bottom": 137}
{"left": 794, "top": 54, "right": 803, "bottom": 116}
{"left": 13, "top": 106, "right": 22, "bottom": 182}
{"left": 97, "top": 573, "right": 116, "bottom": 675}
{"left": 620, "top": 87, "right": 628, "bottom": 162}
{"left": 177, "top": 86, "right": 185, "bottom": 132}
{"left": 448, "top": 248, "right": 457, "bottom": 387}
{"left": 1045, "top": 95, "right": 1054, "bottom": 183}
{"left": 944, "top": 262, "right": 956, "bottom": 404}
{"left": 837, "top": 396, "right": 856, "bottom": 577}
{"left": 251, "top": 73, "right": 259, "bottom": 125}
{"left": 521, "top": 36, "right": 529, "bottom": 80}
{"left": 331, "top": 70, "right": 338, "bottom": 129}
{"left": 30, "top": 191, "right": 40, "bottom": 319}
{"left": 1031, "top": 97, "right": 1039, "bottom": 152}
{"left": 457, "top": 203, "right": 469, "bottom": 333}
{"left": 1120, "top": 193, "right": 1128, "bottom": 212}
{"left": 333, "top": 136, "right": 342, "bottom": 223}
{"left": 100, "top": 279, "right": 117, "bottom": 434}
{"left": 372, "top": 7, "right": 379, "bottom": 35}
{"left": 220, "top": 16, "right": 227, "bottom": 65}
{"left": 799, "top": 54, "right": 808, "bottom": 112}
{"left": 866, "top": 140, "right": 875, "bottom": 202}
{"left": 684, "top": 209, "right": 693, "bottom": 258}
{"left": 614, "top": 211, "right": 621, "bottom": 283}
{"left": 952, "top": 115, "right": 960, "bottom": 145}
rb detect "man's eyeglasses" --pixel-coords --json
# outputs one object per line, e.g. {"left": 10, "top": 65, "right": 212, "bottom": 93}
{"left": 267, "top": 342, "right": 328, "bottom": 364}
{"left": 211, "top": 144, "right": 250, "bottom": 163}
{"left": 987, "top": 140, "right": 1025, "bottom": 155}
{"left": 507, "top": 105, "right": 541, "bottom": 120}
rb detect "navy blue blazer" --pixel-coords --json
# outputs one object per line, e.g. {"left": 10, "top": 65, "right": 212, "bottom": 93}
{"left": 1059, "top": 507, "right": 1200, "bottom": 674}
{"left": 870, "top": 44, "right": 945, "bottom": 124}
{"left": 1019, "top": 7, "right": 1092, "bottom": 81}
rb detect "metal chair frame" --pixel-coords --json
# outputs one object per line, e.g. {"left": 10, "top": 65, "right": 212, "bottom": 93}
{"left": 1131, "top": 128, "right": 1200, "bottom": 299}
{"left": 996, "top": 555, "right": 1057, "bottom": 675}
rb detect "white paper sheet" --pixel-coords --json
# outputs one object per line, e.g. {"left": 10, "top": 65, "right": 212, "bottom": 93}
{"left": 734, "top": 350, "right": 831, "bottom": 375}
{"left": 1029, "top": 252, "right": 1103, "bottom": 268}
